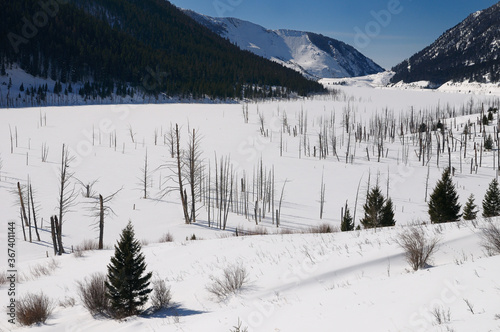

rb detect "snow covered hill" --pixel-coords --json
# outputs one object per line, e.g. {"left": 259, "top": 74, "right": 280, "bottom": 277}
{"left": 184, "top": 10, "right": 384, "bottom": 79}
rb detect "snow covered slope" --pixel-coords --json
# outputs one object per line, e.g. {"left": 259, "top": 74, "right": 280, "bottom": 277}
{"left": 184, "top": 10, "right": 384, "bottom": 79}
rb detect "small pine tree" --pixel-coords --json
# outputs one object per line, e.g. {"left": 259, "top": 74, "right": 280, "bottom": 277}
{"left": 361, "top": 185, "right": 385, "bottom": 228}
{"left": 428, "top": 168, "right": 461, "bottom": 223}
{"left": 462, "top": 194, "right": 478, "bottom": 221}
{"left": 488, "top": 111, "right": 494, "bottom": 122}
{"left": 341, "top": 205, "right": 354, "bottom": 232}
{"left": 482, "top": 115, "right": 489, "bottom": 125}
{"left": 106, "top": 221, "right": 152, "bottom": 318}
{"left": 360, "top": 185, "right": 395, "bottom": 228}
{"left": 484, "top": 134, "right": 494, "bottom": 151}
{"left": 482, "top": 178, "right": 500, "bottom": 218}
{"left": 380, "top": 198, "right": 396, "bottom": 227}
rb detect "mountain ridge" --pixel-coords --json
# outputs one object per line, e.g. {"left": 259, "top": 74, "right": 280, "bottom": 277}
{"left": 391, "top": 2, "right": 500, "bottom": 85}
{"left": 184, "top": 10, "right": 384, "bottom": 79}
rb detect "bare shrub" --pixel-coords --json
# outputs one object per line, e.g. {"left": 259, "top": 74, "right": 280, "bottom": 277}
{"left": 432, "top": 306, "right": 451, "bottom": 325}
{"left": 17, "top": 292, "right": 54, "bottom": 326}
{"left": 74, "top": 239, "right": 100, "bottom": 257}
{"left": 236, "top": 226, "right": 269, "bottom": 236}
{"left": 207, "top": 264, "right": 249, "bottom": 300}
{"left": 481, "top": 223, "right": 500, "bottom": 255}
{"left": 186, "top": 234, "right": 202, "bottom": 241}
{"left": 58, "top": 296, "right": 76, "bottom": 308}
{"left": 397, "top": 226, "right": 440, "bottom": 271}
{"left": 77, "top": 239, "right": 99, "bottom": 251}
{"left": 278, "top": 228, "right": 296, "bottom": 235}
{"left": 159, "top": 232, "right": 174, "bottom": 243}
{"left": 77, "top": 272, "right": 109, "bottom": 315}
{"left": 307, "top": 223, "right": 338, "bottom": 234}
{"left": 141, "top": 238, "right": 150, "bottom": 246}
{"left": 24, "top": 259, "right": 60, "bottom": 280}
{"left": 150, "top": 278, "right": 172, "bottom": 310}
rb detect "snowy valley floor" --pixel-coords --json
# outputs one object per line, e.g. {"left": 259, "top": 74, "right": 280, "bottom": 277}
{"left": 1, "top": 86, "right": 500, "bottom": 331}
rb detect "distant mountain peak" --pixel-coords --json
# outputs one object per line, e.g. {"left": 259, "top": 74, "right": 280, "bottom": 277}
{"left": 391, "top": 2, "right": 500, "bottom": 85}
{"left": 184, "top": 10, "right": 384, "bottom": 79}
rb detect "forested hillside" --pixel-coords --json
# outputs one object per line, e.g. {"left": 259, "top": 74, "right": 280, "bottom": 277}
{"left": 0, "top": 0, "right": 325, "bottom": 100}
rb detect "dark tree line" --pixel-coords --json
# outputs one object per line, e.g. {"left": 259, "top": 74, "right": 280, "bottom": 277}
{"left": 0, "top": 0, "right": 325, "bottom": 100}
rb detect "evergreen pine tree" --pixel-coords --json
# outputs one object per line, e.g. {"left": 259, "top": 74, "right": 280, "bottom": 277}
{"left": 106, "top": 221, "right": 152, "bottom": 318}
{"left": 484, "top": 134, "right": 493, "bottom": 151}
{"left": 341, "top": 205, "right": 354, "bottom": 232}
{"left": 482, "top": 178, "right": 500, "bottom": 218}
{"left": 462, "top": 194, "right": 478, "bottom": 221}
{"left": 428, "top": 168, "right": 461, "bottom": 223}
{"left": 380, "top": 198, "right": 396, "bottom": 227}
{"left": 361, "top": 185, "right": 385, "bottom": 228}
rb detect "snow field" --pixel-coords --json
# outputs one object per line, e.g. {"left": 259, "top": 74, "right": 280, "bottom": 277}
{"left": 1, "top": 85, "right": 500, "bottom": 331}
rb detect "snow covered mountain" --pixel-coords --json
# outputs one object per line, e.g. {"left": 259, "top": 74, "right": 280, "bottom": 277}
{"left": 184, "top": 10, "right": 384, "bottom": 79}
{"left": 391, "top": 2, "right": 500, "bottom": 85}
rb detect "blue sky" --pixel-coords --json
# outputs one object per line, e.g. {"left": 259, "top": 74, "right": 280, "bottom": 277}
{"left": 170, "top": 0, "right": 499, "bottom": 69}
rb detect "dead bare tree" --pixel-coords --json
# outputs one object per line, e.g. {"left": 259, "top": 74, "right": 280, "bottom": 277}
{"left": 138, "top": 150, "right": 151, "bottom": 199}
{"left": 50, "top": 216, "right": 59, "bottom": 255}
{"left": 29, "top": 183, "right": 41, "bottom": 241}
{"left": 128, "top": 124, "right": 136, "bottom": 143}
{"left": 41, "top": 142, "right": 49, "bottom": 162}
{"left": 276, "top": 179, "right": 287, "bottom": 227}
{"left": 75, "top": 178, "right": 99, "bottom": 198}
{"left": 86, "top": 188, "right": 122, "bottom": 249}
{"left": 184, "top": 128, "right": 204, "bottom": 223}
{"left": 56, "top": 144, "right": 78, "bottom": 255}
{"left": 174, "top": 124, "right": 190, "bottom": 224}
{"left": 165, "top": 123, "right": 176, "bottom": 158}
{"left": 16, "top": 182, "right": 30, "bottom": 242}
{"left": 319, "top": 170, "right": 326, "bottom": 219}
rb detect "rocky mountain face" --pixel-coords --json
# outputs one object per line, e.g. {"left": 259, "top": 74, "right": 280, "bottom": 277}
{"left": 184, "top": 10, "right": 384, "bottom": 79}
{"left": 391, "top": 2, "right": 500, "bottom": 85}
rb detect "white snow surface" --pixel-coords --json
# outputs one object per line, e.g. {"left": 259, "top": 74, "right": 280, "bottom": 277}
{"left": 323, "top": 71, "right": 500, "bottom": 97}
{"left": 1, "top": 86, "right": 500, "bottom": 332}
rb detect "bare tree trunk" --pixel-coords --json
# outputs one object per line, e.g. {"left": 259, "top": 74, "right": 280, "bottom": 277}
{"left": 175, "top": 124, "right": 190, "bottom": 224}
{"left": 19, "top": 208, "right": 26, "bottom": 241}
{"left": 29, "top": 185, "right": 41, "bottom": 241}
{"left": 53, "top": 215, "right": 63, "bottom": 255}
{"left": 50, "top": 216, "right": 58, "bottom": 255}
{"left": 58, "top": 145, "right": 68, "bottom": 254}
{"left": 99, "top": 194, "right": 104, "bottom": 250}
{"left": 277, "top": 180, "right": 287, "bottom": 227}
{"left": 17, "top": 182, "right": 30, "bottom": 242}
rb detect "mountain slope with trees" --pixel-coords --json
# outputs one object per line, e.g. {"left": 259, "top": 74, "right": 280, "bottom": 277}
{"left": 391, "top": 2, "right": 500, "bottom": 86}
{"left": 0, "top": 0, "right": 325, "bottom": 102}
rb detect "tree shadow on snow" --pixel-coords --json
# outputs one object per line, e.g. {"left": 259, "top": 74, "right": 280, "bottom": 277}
{"left": 142, "top": 302, "right": 206, "bottom": 319}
